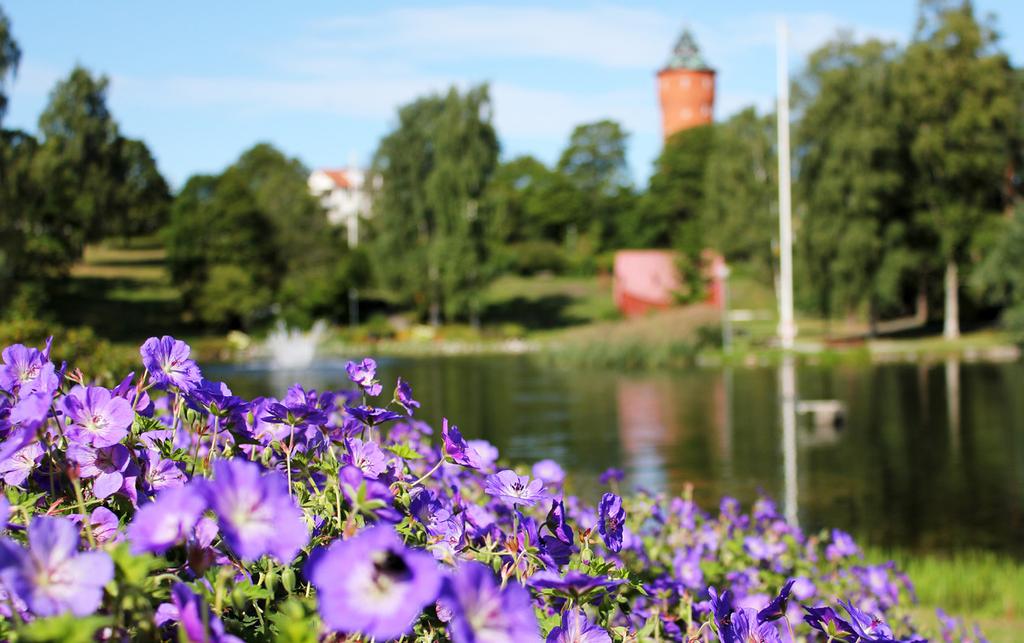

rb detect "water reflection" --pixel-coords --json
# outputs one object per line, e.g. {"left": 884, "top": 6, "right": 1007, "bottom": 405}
{"left": 206, "top": 355, "right": 1024, "bottom": 556}
{"left": 780, "top": 356, "right": 799, "bottom": 527}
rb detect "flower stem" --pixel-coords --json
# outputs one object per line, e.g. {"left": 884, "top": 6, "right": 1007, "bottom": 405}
{"left": 72, "top": 477, "right": 95, "bottom": 549}
{"left": 409, "top": 458, "right": 445, "bottom": 488}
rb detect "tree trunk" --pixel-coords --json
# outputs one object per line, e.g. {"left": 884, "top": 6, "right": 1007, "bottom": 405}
{"left": 915, "top": 275, "right": 928, "bottom": 325}
{"left": 943, "top": 259, "right": 960, "bottom": 340}
{"left": 867, "top": 298, "right": 879, "bottom": 338}
{"left": 429, "top": 301, "right": 441, "bottom": 327}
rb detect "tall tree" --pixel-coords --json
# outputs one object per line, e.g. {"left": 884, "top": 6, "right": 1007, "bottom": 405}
{"left": 34, "top": 66, "right": 122, "bottom": 247}
{"left": 700, "top": 108, "right": 778, "bottom": 280}
{"left": 556, "top": 119, "right": 633, "bottom": 248}
{"left": 369, "top": 85, "right": 499, "bottom": 324}
{"left": 480, "top": 155, "right": 582, "bottom": 274}
{"left": 164, "top": 172, "right": 280, "bottom": 328}
{"left": 0, "top": 5, "right": 20, "bottom": 124}
{"left": 624, "top": 125, "right": 714, "bottom": 249}
{"left": 109, "top": 137, "right": 171, "bottom": 239}
{"left": 796, "top": 36, "right": 914, "bottom": 332}
{"left": 896, "top": 0, "right": 1019, "bottom": 338}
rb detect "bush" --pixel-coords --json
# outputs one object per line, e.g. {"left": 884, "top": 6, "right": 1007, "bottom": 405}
{"left": 194, "top": 264, "right": 273, "bottom": 329}
{"left": 507, "top": 240, "right": 567, "bottom": 275}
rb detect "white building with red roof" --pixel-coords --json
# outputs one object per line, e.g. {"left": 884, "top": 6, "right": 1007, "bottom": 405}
{"left": 308, "top": 167, "right": 373, "bottom": 247}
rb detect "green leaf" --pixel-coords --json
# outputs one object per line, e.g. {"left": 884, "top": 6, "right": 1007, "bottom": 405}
{"left": 384, "top": 443, "right": 424, "bottom": 460}
{"left": 18, "top": 614, "right": 112, "bottom": 643}
{"left": 269, "top": 598, "right": 321, "bottom": 643}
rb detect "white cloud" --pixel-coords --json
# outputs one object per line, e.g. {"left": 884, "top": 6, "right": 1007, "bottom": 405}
{"left": 305, "top": 5, "right": 677, "bottom": 70}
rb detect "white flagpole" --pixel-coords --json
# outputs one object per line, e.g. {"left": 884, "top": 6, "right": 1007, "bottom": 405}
{"left": 776, "top": 19, "right": 796, "bottom": 350}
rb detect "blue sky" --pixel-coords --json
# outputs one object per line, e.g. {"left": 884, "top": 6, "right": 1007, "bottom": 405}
{"left": 3, "top": 1, "right": 1022, "bottom": 187}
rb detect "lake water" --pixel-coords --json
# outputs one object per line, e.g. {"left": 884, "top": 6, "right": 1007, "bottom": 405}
{"left": 206, "top": 355, "right": 1024, "bottom": 557}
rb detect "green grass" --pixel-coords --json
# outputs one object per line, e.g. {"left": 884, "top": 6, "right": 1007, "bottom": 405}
{"left": 55, "top": 239, "right": 189, "bottom": 344}
{"left": 481, "top": 274, "right": 619, "bottom": 331}
{"left": 867, "top": 549, "right": 1024, "bottom": 640}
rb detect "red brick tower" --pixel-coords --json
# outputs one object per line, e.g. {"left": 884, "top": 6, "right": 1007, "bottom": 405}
{"left": 656, "top": 29, "right": 715, "bottom": 140}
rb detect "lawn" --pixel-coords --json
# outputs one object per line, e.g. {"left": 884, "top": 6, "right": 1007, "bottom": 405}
{"left": 481, "top": 273, "right": 619, "bottom": 330}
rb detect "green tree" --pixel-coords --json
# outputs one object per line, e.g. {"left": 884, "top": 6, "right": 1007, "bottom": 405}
{"left": 481, "top": 155, "right": 582, "bottom": 274}
{"left": 556, "top": 119, "right": 634, "bottom": 249}
{"left": 0, "top": 5, "right": 21, "bottom": 123}
{"left": 164, "top": 172, "right": 281, "bottom": 328}
{"left": 34, "top": 66, "right": 122, "bottom": 246}
{"left": 109, "top": 137, "right": 171, "bottom": 239}
{"left": 369, "top": 85, "right": 499, "bottom": 324}
{"left": 0, "top": 129, "right": 45, "bottom": 311}
{"left": 624, "top": 125, "right": 714, "bottom": 249}
{"left": 796, "top": 36, "right": 914, "bottom": 332}
{"left": 971, "top": 206, "right": 1024, "bottom": 335}
{"left": 227, "top": 143, "right": 343, "bottom": 325}
{"left": 896, "top": 0, "right": 1019, "bottom": 338}
{"left": 701, "top": 108, "right": 777, "bottom": 280}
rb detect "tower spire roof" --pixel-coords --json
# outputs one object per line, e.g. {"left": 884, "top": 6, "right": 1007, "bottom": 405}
{"left": 664, "top": 29, "right": 711, "bottom": 71}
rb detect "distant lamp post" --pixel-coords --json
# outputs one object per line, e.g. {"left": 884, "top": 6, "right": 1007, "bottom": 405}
{"left": 716, "top": 261, "right": 732, "bottom": 352}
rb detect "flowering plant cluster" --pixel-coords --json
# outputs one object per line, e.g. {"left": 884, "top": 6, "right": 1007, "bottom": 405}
{"left": 0, "top": 336, "right": 984, "bottom": 641}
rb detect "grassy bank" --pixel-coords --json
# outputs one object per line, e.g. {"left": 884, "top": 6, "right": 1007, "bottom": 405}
{"left": 868, "top": 549, "right": 1024, "bottom": 639}
{"left": 48, "top": 242, "right": 1021, "bottom": 370}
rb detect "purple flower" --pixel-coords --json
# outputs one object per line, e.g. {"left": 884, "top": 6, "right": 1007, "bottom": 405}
{"left": 838, "top": 599, "right": 896, "bottom": 641}
{"left": 86, "top": 507, "right": 122, "bottom": 544}
{"left": 60, "top": 385, "right": 134, "bottom": 447}
{"left": 532, "top": 459, "right": 565, "bottom": 486}
{"left": 306, "top": 525, "right": 442, "bottom": 640}
{"left": 826, "top": 529, "right": 860, "bottom": 561}
{"left": 803, "top": 605, "right": 859, "bottom": 642}
{"left": 112, "top": 372, "right": 153, "bottom": 415}
{"left": 598, "top": 493, "right": 625, "bottom": 553}
{"left": 338, "top": 465, "right": 401, "bottom": 522}
{"left": 67, "top": 443, "right": 130, "bottom": 499}
{"left": 141, "top": 336, "right": 202, "bottom": 393}
{"left": 262, "top": 400, "right": 328, "bottom": 428}
{"left": 155, "top": 582, "right": 242, "bottom": 643}
{"left": 467, "top": 439, "right": 499, "bottom": 470}
{"left": 201, "top": 459, "right": 308, "bottom": 562}
{"left": 744, "top": 535, "right": 786, "bottom": 562}
{"left": 728, "top": 608, "right": 781, "bottom": 643}
{"left": 484, "top": 469, "right": 547, "bottom": 507}
{"left": 0, "top": 342, "right": 58, "bottom": 398}
{"left": 185, "top": 517, "right": 221, "bottom": 576}
{"left": 791, "top": 576, "right": 815, "bottom": 601}
{"left": 0, "top": 516, "right": 113, "bottom": 616}
{"left": 757, "top": 579, "right": 795, "bottom": 623}
{"left": 546, "top": 609, "right": 611, "bottom": 643}
{"left": 0, "top": 442, "right": 43, "bottom": 486}
{"left": 345, "top": 405, "right": 404, "bottom": 426}
{"left": 426, "top": 509, "right": 465, "bottom": 561}
{"left": 395, "top": 376, "right": 420, "bottom": 413}
{"left": 343, "top": 437, "right": 389, "bottom": 478}
{"left": 544, "top": 498, "right": 574, "bottom": 547}
{"left": 599, "top": 468, "right": 624, "bottom": 485}
{"left": 442, "top": 418, "right": 484, "bottom": 469}
{"left": 141, "top": 449, "right": 187, "bottom": 492}
{"left": 673, "top": 548, "right": 704, "bottom": 589}
{"left": 709, "top": 586, "right": 735, "bottom": 641}
{"left": 346, "top": 358, "right": 382, "bottom": 396}
{"left": 128, "top": 485, "right": 208, "bottom": 554}
{"left": 7, "top": 392, "right": 52, "bottom": 436}
{"left": 442, "top": 561, "right": 539, "bottom": 643}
